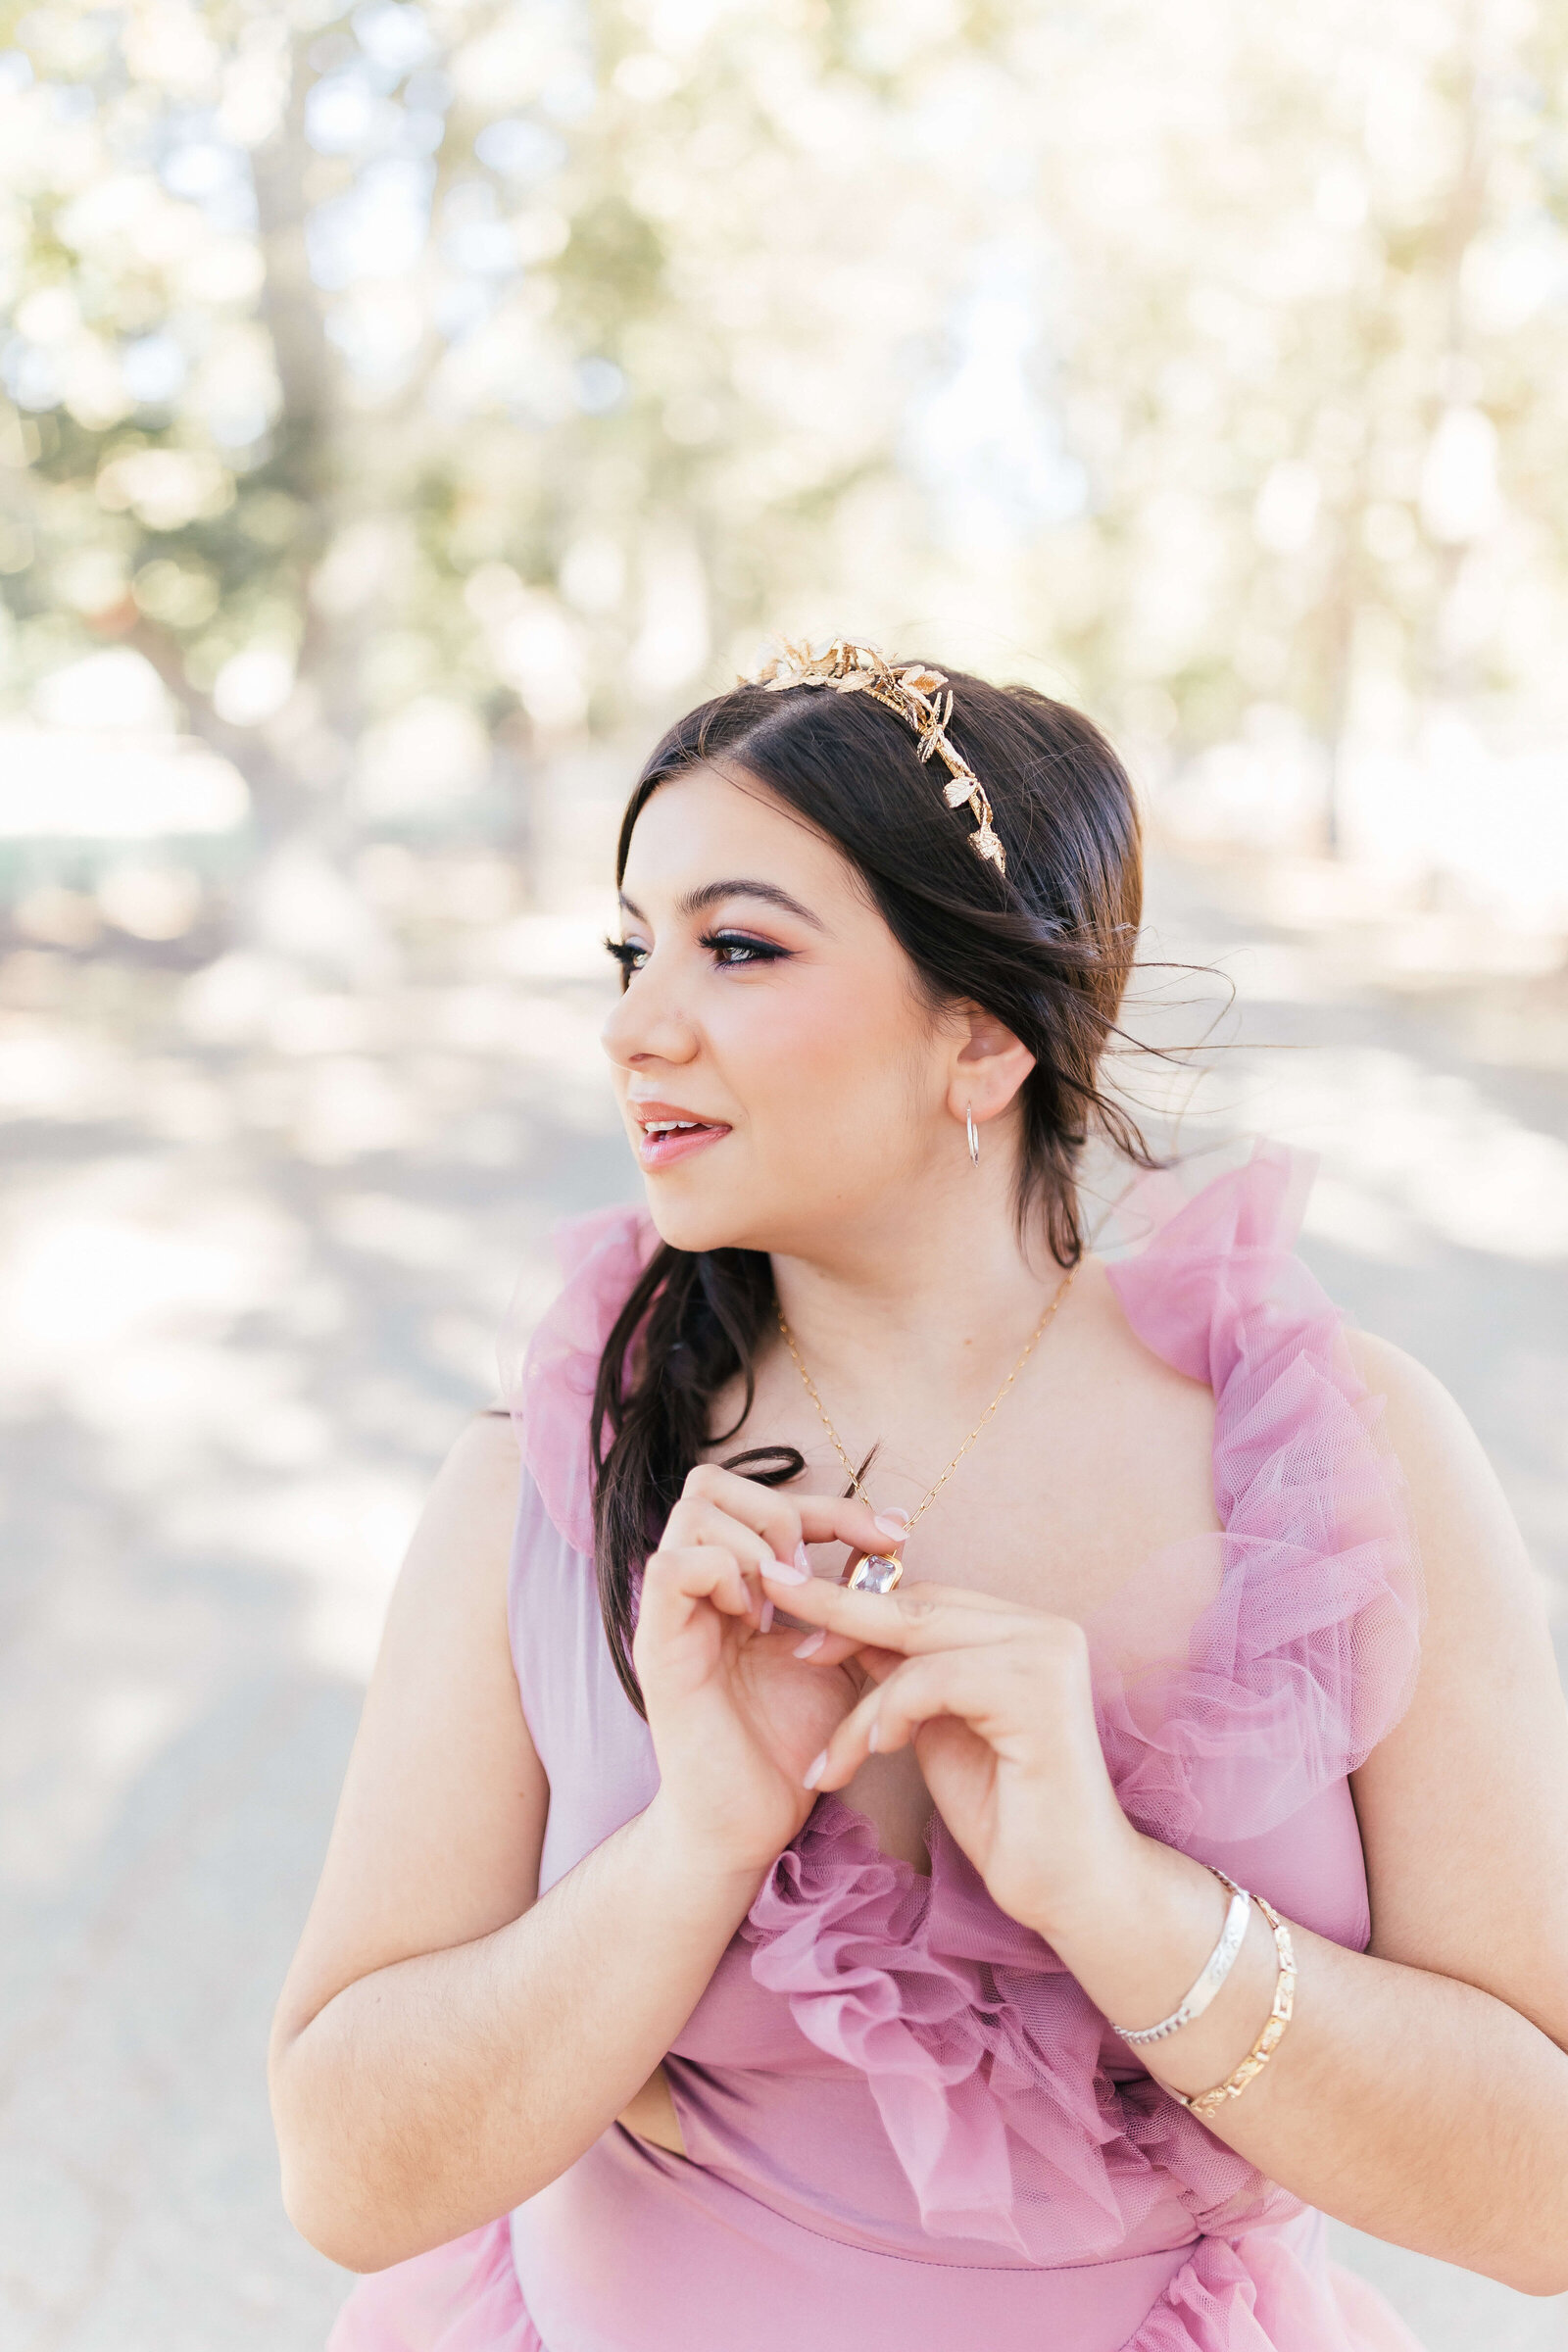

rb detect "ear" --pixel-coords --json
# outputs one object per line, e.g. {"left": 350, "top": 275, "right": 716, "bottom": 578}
{"left": 946, "top": 1005, "right": 1035, "bottom": 1128}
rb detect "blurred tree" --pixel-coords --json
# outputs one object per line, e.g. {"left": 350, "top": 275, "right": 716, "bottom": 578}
{"left": 0, "top": 0, "right": 1564, "bottom": 877}
{"left": 0, "top": 1, "right": 987, "bottom": 864}
{"left": 953, "top": 0, "right": 1568, "bottom": 836}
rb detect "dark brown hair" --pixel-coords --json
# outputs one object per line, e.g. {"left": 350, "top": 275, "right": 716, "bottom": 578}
{"left": 590, "top": 667, "right": 1151, "bottom": 1711}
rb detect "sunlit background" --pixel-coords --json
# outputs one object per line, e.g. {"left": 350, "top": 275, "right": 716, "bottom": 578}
{"left": 2, "top": 4, "right": 1566, "bottom": 2346}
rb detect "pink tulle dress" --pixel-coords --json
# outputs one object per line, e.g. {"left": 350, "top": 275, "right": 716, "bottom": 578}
{"left": 328, "top": 1142, "right": 1428, "bottom": 2352}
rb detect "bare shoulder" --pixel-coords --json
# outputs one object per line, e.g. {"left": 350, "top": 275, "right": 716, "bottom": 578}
{"left": 1341, "top": 1325, "right": 1449, "bottom": 1426}
{"left": 409, "top": 1405, "right": 520, "bottom": 1551}
{"left": 1341, "top": 1327, "right": 1548, "bottom": 1627}
{"left": 1344, "top": 1325, "right": 1480, "bottom": 1461}
{"left": 1342, "top": 1326, "right": 1568, "bottom": 2030}
{"left": 444, "top": 1399, "right": 521, "bottom": 1494}
{"left": 349, "top": 1410, "right": 525, "bottom": 1687}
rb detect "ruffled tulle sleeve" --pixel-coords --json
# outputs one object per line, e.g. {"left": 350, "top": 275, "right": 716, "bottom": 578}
{"left": 1089, "top": 1141, "right": 1426, "bottom": 1848}
{"left": 497, "top": 1200, "right": 661, "bottom": 1554}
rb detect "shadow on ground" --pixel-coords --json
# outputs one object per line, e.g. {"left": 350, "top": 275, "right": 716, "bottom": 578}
{"left": 2, "top": 854, "right": 1564, "bottom": 2348}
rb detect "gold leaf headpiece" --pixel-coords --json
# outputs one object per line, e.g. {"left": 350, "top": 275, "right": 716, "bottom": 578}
{"left": 741, "top": 637, "right": 1006, "bottom": 877}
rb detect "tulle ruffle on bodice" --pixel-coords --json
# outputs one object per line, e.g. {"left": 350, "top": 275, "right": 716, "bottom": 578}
{"left": 743, "top": 1790, "right": 1280, "bottom": 2260}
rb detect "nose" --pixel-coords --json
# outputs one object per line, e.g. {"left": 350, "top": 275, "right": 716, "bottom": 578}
{"left": 600, "top": 950, "right": 700, "bottom": 1073}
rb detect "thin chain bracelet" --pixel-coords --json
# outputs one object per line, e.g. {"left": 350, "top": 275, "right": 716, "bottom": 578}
{"left": 1167, "top": 1893, "right": 1297, "bottom": 2122}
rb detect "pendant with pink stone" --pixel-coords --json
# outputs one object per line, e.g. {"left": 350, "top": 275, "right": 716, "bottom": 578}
{"left": 846, "top": 1552, "right": 904, "bottom": 1595}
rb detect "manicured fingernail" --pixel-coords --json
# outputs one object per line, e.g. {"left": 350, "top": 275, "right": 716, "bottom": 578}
{"left": 874, "top": 1510, "right": 909, "bottom": 1538}
{"left": 765, "top": 1557, "right": 808, "bottom": 1585}
{"left": 867, "top": 1715, "right": 881, "bottom": 1752}
{"left": 759, "top": 1598, "right": 774, "bottom": 1635}
{"left": 803, "top": 1748, "right": 828, "bottom": 1790}
{"left": 793, "top": 1628, "right": 826, "bottom": 1659}
{"left": 794, "top": 1541, "right": 810, "bottom": 1572}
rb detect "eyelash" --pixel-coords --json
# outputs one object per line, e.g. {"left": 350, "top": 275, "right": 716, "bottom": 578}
{"left": 603, "top": 930, "right": 790, "bottom": 984}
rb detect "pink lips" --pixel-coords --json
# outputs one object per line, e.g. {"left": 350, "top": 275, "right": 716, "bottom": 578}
{"left": 630, "top": 1098, "right": 733, "bottom": 1172}
{"left": 639, "top": 1123, "right": 728, "bottom": 1169}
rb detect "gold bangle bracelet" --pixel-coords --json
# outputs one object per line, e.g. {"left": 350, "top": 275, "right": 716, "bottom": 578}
{"left": 1168, "top": 1892, "right": 1296, "bottom": 2122}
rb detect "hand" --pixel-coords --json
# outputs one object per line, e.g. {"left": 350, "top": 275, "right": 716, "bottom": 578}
{"left": 634, "top": 1464, "right": 908, "bottom": 1885}
{"left": 760, "top": 1569, "right": 1144, "bottom": 1940}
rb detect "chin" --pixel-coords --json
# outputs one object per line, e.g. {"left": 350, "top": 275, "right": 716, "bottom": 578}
{"left": 641, "top": 1182, "right": 753, "bottom": 1255}
{"left": 647, "top": 1185, "right": 861, "bottom": 1268}
{"left": 640, "top": 1170, "right": 785, "bottom": 1257}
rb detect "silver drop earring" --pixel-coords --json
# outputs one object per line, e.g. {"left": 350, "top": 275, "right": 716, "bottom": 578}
{"left": 966, "top": 1104, "right": 980, "bottom": 1165}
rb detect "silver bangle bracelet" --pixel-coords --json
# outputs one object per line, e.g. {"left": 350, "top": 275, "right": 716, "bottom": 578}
{"left": 1111, "top": 1868, "right": 1251, "bottom": 2048}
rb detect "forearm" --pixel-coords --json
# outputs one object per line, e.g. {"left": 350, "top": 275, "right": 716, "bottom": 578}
{"left": 1050, "top": 1835, "right": 1568, "bottom": 2294}
{"left": 271, "top": 1797, "right": 760, "bottom": 2272}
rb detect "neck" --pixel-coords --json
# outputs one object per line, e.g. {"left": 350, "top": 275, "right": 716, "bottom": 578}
{"left": 768, "top": 1156, "right": 1071, "bottom": 1411}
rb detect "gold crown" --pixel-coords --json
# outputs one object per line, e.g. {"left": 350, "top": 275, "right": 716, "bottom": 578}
{"left": 742, "top": 637, "right": 1006, "bottom": 876}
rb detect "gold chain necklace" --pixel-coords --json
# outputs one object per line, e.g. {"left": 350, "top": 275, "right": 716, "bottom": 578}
{"left": 774, "top": 1266, "right": 1076, "bottom": 1592}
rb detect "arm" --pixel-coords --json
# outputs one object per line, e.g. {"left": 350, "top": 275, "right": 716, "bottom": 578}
{"left": 777, "top": 1335, "right": 1568, "bottom": 2293}
{"left": 1148, "top": 1332, "right": 1568, "bottom": 2290}
{"left": 269, "top": 1417, "right": 760, "bottom": 2272}
{"left": 270, "top": 1434, "right": 899, "bottom": 2273}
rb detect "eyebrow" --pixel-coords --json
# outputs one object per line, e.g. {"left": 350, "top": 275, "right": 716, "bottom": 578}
{"left": 616, "top": 878, "right": 827, "bottom": 932}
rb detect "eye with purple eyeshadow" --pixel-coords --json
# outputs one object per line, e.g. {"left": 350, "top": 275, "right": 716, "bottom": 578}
{"left": 601, "top": 929, "right": 793, "bottom": 987}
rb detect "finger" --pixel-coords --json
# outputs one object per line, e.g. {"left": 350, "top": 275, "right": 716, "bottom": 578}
{"left": 760, "top": 1570, "right": 1036, "bottom": 1658}
{"left": 788, "top": 1626, "right": 864, "bottom": 1666}
{"left": 668, "top": 1500, "right": 788, "bottom": 1615}
{"left": 849, "top": 1642, "right": 906, "bottom": 1685}
{"left": 671, "top": 1493, "right": 872, "bottom": 1633}
{"left": 636, "top": 1544, "right": 755, "bottom": 1650}
{"left": 865, "top": 1650, "right": 1002, "bottom": 1755}
{"left": 808, "top": 1650, "right": 1001, "bottom": 1789}
{"left": 790, "top": 1631, "right": 905, "bottom": 1672}
{"left": 795, "top": 1493, "right": 912, "bottom": 1562}
{"left": 672, "top": 1462, "right": 808, "bottom": 1568}
{"left": 676, "top": 1463, "right": 905, "bottom": 1570}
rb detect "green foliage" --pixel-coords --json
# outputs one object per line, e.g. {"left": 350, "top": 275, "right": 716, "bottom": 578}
{"left": 0, "top": 0, "right": 1564, "bottom": 832}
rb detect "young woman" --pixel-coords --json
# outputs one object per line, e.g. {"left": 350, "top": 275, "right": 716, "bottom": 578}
{"left": 271, "top": 642, "right": 1568, "bottom": 2352}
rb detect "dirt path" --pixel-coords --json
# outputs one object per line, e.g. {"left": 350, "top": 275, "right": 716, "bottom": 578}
{"left": 2, "top": 857, "right": 1563, "bottom": 2349}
